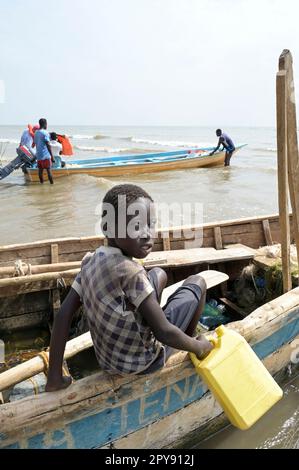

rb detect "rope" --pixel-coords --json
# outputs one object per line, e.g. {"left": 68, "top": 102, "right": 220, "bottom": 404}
{"left": 13, "top": 259, "right": 32, "bottom": 277}
{"left": 38, "top": 351, "right": 50, "bottom": 376}
{"left": 57, "top": 276, "right": 66, "bottom": 289}
{"left": 62, "top": 363, "right": 71, "bottom": 377}
{"left": 251, "top": 272, "right": 259, "bottom": 293}
{"left": 13, "top": 259, "right": 25, "bottom": 277}
{"left": 27, "top": 377, "right": 39, "bottom": 395}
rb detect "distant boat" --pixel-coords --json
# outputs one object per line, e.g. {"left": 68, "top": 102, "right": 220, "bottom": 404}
{"left": 23, "top": 145, "right": 246, "bottom": 182}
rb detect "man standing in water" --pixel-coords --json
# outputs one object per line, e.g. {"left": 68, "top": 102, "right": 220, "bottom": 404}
{"left": 209, "top": 129, "right": 235, "bottom": 166}
{"left": 34, "top": 118, "right": 55, "bottom": 184}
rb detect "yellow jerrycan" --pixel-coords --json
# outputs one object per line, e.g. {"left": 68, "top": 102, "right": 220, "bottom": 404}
{"left": 190, "top": 325, "right": 283, "bottom": 430}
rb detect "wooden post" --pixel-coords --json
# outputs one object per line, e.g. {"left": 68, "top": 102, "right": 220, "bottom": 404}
{"left": 213, "top": 227, "right": 227, "bottom": 295}
{"left": 213, "top": 226, "right": 223, "bottom": 250}
{"left": 50, "top": 244, "right": 59, "bottom": 263}
{"left": 161, "top": 231, "right": 171, "bottom": 251}
{"left": 276, "top": 69, "right": 292, "bottom": 292}
{"left": 262, "top": 219, "right": 273, "bottom": 246}
{"left": 279, "top": 50, "right": 299, "bottom": 285}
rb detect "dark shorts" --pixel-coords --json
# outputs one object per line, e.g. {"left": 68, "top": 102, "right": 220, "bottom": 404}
{"left": 225, "top": 146, "right": 235, "bottom": 154}
{"left": 138, "top": 270, "right": 202, "bottom": 374}
{"left": 37, "top": 159, "right": 51, "bottom": 169}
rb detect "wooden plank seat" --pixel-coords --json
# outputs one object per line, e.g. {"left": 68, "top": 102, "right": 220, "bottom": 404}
{"left": 143, "top": 244, "right": 257, "bottom": 269}
{"left": 161, "top": 270, "right": 229, "bottom": 306}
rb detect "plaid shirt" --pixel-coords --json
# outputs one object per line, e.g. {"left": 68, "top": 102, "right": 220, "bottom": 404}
{"left": 72, "top": 246, "right": 162, "bottom": 375}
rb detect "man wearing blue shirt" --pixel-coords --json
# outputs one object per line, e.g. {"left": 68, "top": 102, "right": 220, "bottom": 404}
{"left": 34, "top": 118, "right": 55, "bottom": 184}
{"left": 209, "top": 129, "right": 236, "bottom": 166}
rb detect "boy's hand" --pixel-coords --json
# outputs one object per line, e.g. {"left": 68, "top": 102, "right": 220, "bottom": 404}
{"left": 45, "top": 375, "right": 72, "bottom": 392}
{"left": 194, "top": 334, "right": 214, "bottom": 359}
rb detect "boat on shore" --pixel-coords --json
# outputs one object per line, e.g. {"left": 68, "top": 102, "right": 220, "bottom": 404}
{"left": 0, "top": 212, "right": 298, "bottom": 449}
{"left": 23, "top": 145, "right": 246, "bottom": 182}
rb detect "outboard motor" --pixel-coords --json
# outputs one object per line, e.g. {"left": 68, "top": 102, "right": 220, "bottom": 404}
{"left": 0, "top": 145, "right": 36, "bottom": 180}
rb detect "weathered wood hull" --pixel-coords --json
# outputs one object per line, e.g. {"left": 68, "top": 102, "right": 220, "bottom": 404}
{"left": 0, "top": 288, "right": 298, "bottom": 449}
{"left": 0, "top": 213, "right": 292, "bottom": 268}
{"left": 24, "top": 150, "right": 228, "bottom": 182}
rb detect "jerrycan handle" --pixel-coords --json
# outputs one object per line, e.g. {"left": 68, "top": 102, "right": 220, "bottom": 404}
{"left": 189, "top": 334, "right": 218, "bottom": 368}
{"left": 206, "top": 334, "right": 217, "bottom": 347}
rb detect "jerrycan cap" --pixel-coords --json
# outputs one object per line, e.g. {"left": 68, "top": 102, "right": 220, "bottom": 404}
{"left": 215, "top": 325, "right": 227, "bottom": 336}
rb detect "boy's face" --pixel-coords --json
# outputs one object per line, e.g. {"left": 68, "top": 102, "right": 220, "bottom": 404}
{"left": 114, "top": 197, "right": 156, "bottom": 258}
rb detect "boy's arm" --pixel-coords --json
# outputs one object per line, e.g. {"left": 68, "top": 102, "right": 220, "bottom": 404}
{"left": 138, "top": 293, "right": 213, "bottom": 359}
{"left": 45, "top": 288, "right": 81, "bottom": 392}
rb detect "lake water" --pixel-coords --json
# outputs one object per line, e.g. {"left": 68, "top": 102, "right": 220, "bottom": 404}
{"left": 0, "top": 125, "right": 278, "bottom": 245}
{"left": 196, "top": 373, "right": 299, "bottom": 449}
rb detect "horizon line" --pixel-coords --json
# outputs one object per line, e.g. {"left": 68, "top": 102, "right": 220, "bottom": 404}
{"left": 0, "top": 123, "right": 276, "bottom": 128}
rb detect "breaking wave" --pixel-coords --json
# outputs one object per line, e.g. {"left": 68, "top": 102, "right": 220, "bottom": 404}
{"left": 74, "top": 145, "right": 132, "bottom": 153}
{"left": 70, "top": 134, "right": 107, "bottom": 140}
{"left": 253, "top": 146, "right": 277, "bottom": 153}
{"left": 129, "top": 137, "right": 213, "bottom": 148}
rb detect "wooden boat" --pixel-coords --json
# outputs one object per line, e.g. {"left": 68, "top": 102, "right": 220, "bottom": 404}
{"left": 23, "top": 145, "right": 246, "bottom": 182}
{"left": 0, "top": 212, "right": 298, "bottom": 449}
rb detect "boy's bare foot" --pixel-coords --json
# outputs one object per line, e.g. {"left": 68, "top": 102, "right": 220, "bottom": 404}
{"left": 45, "top": 375, "right": 72, "bottom": 392}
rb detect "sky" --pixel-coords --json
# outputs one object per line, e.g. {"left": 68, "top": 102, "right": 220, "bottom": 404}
{"left": 1, "top": 0, "right": 299, "bottom": 127}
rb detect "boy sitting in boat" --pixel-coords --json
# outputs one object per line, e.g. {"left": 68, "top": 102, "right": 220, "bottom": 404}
{"left": 45, "top": 184, "right": 213, "bottom": 391}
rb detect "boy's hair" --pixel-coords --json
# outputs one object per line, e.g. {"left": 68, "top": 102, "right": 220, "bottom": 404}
{"left": 103, "top": 184, "right": 153, "bottom": 209}
{"left": 50, "top": 132, "right": 57, "bottom": 141}
{"left": 102, "top": 184, "right": 153, "bottom": 231}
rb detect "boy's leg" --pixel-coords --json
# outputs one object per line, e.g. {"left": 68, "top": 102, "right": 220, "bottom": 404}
{"left": 163, "top": 274, "right": 206, "bottom": 337}
{"left": 46, "top": 168, "right": 54, "bottom": 184}
{"left": 147, "top": 267, "right": 167, "bottom": 303}
{"left": 182, "top": 275, "right": 206, "bottom": 336}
